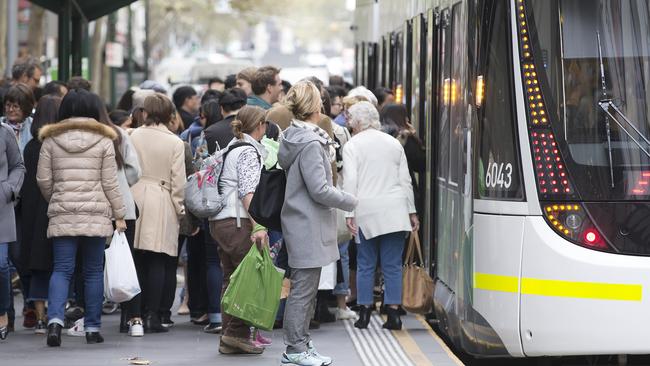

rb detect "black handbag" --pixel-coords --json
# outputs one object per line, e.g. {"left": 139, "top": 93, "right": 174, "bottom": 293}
{"left": 248, "top": 164, "right": 286, "bottom": 231}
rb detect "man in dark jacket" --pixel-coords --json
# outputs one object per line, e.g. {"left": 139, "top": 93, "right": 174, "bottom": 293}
{"left": 173, "top": 86, "right": 199, "bottom": 128}
{"left": 203, "top": 88, "right": 247, "bottom": 154}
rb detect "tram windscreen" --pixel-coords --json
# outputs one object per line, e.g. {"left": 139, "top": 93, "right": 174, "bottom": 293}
{"left": 529, "top": 0, "right": 650, "bottom": 200}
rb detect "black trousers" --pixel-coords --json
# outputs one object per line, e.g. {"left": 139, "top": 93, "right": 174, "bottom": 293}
{"left": 135, "top": 250, "right": 177, "bottom": 315}
{"left": 120, "top": 220, "right": 141, "bottom": 319}
{"left": 186, "top": 231, "right": 208, "bottom": 317}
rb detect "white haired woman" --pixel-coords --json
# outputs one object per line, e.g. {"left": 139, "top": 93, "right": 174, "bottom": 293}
{"left": 343, "top": 101, "right": 419, "bottom": 330}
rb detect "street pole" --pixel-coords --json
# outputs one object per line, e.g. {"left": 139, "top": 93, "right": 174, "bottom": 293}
{"left": 108, "top": 12, "right": 116, "bottom": 107}
{"left": 127, "top": 5, "right": 133, "bottom": 88}
{"left": 144, "top": 0, "right": 150, "bottom": 81}
{"left": 6, "top": 0, "right": 18, "bottom": 78}
{"left": 57, "top": 0, "right": 71, "bottom": 81}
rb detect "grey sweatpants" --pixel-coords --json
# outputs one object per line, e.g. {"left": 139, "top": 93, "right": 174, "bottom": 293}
{"left": 283, "top": 267, "right": 321, "bottom": 354}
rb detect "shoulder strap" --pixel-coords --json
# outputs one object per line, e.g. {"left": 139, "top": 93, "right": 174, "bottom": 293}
{"left": 223, "top": 141, "right": 261, "bottom": 164}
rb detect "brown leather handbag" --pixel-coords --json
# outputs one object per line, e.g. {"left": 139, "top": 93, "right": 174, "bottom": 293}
{"left": 402, "top": 231, "right": 434, "bottom": 314}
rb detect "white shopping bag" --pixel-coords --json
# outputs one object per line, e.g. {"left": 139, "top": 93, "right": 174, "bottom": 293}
{"left": 318, "top": 261, "right": 337, "bottom": 290}
{"left": 104, "top": 230, "right": 141, "bottom": 303}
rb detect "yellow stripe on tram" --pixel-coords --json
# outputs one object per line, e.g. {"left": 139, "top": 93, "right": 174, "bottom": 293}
{"left": 521, "top": 278, "right": 642, "bottom": 301}
{"left": 473, "top": 273, "right": 519, "bottom": 293}
{"left": 473, "top": 272, "right": 643, "bottom": 301}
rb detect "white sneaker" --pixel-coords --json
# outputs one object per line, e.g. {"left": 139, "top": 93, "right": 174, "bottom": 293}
{"left": 66, "top": 318, "right": 85, "bottom": 337}
{"left": 308, "top": 341, "right": 332, "bottom": 366}
{"left": 335, "top": 307, "right": 358, "bottom": 320}
{"left": 128, "top": 320, "right": 144, "bottom": 337}
{"left": 281, "top": 351, "right": 325, "bottom": 366}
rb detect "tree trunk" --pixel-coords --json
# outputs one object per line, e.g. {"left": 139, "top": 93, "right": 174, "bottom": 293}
{"left": 26, "top": 5, "right": 45, "bottom": 57}
{"left": 90, "top": 17, "right": 105, "bottom": 95}
{"left": 0, "top": 0, "right": 8, "bottom": 77}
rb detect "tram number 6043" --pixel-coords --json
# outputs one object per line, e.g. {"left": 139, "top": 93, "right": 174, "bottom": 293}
{"left": 485, "top": 162, "right": 513, "bottom": 189}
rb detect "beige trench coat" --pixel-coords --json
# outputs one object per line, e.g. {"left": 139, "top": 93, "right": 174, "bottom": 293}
{"left": 129, "top": 124, "right": 186, "bottom": 257}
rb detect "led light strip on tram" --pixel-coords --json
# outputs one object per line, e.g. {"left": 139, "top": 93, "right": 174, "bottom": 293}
{"left": 516, "top": 0, "right": 609, "bottom": 252}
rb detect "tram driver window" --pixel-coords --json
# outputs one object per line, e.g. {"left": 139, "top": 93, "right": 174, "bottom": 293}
{"left": 475, "top": 1, "right": 524, "bottom": 200}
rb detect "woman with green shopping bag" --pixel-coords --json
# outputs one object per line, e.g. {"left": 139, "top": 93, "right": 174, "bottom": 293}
{"left": 208, "top": 105, "right": 269, "bottom": 355}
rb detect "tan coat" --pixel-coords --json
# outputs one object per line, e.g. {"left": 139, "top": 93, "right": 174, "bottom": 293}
{"left": 129, "top": 124, "right": 185, "bottom": 257}
{"left": 37, "top": 118, "right": 126, "bottom": 238}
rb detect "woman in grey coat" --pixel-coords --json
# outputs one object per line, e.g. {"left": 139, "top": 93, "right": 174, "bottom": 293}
{"left": 278, "top": 80, "right": 357, "bottom": 366}
{"left": 0, "top": 123, "right": 26, "bottom": 339}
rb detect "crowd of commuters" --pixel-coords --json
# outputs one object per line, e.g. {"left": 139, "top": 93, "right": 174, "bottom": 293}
{"left": 0, "top": 56, "right": 424, "bottom": 365}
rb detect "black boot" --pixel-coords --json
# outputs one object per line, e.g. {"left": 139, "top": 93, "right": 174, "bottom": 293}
{"left": 46, "top": 323, "right": 62, "bottom": 347}
{"left": 119, "top": 309, "right": 129, "bottom": 333}
{"left": 354, "top": 305, "right": 372, "bottom": 329}
{"left": 85, "top": 332, "right": 104, "bottom": 344}
{"left": 382, "top": 307, "right": 402, "bottom": 330}
{"left": 143, "top": 312, "right": 169, "bottom": 333}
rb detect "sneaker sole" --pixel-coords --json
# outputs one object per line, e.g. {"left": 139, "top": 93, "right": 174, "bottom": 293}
{"left": 280, "top": 357, "right": 326, "bottom": 366}
{"left": 218, "top": 344, "right": 241, "bottom": 354}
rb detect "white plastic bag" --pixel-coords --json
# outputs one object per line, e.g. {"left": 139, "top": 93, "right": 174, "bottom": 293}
{"left": 318, "top": 261, "right": 337, "bottom": 290}
{"left": 104, "top": 230, "right": 141, "bottom": 303}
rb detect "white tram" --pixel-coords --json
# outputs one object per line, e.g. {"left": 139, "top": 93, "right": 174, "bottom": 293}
{"left": 353, "top": 0, "right": 650, "bottom": 358}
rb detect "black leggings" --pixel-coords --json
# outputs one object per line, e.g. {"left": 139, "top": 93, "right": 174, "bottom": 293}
{"left": 120, "top": 220, "right": 141, "bottom": 319}
{"left": 135, "top": 250, "right": 177, "bottom": 315}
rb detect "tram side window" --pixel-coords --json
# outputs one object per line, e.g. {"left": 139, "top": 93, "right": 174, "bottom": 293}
{"left": 437, "top": 11, "right": 451, "bottom": 182}
{"left": 475, "top": 1, "right": 524, "bottom": 200}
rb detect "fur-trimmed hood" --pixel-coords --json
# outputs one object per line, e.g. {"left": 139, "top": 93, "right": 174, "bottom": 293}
{"left": 39, "top": 118, "right": 117, "bottom": 154}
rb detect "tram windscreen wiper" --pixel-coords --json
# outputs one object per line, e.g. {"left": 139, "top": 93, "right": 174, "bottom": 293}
{"left": 596, "top": 32, "right": 650, "bottom": 187}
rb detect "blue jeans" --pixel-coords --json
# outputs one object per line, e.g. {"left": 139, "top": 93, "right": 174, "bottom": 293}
{"left": 0, "top": 243, "right": 9, "bottom": 316}
{"left": 48, "top": 236, "right": 105, "bottom": 332}
{"left": 205, "top": 238, "right": 222, "bottom": 324}
{"left": 333, "top": 241, "right": 350, "bottom": 296}
{"left": 28, "top": 270, "right": 51, "bottom": 301}
{"left": 356, "top": 230, "right": 407, "bottom": 306}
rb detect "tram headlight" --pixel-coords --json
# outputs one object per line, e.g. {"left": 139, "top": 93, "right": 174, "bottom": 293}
{"left": 565, "top": 213, "right": 582, "bottom": 230}
{"left": 543, "top": 203, "right": 610, "bottom": 251}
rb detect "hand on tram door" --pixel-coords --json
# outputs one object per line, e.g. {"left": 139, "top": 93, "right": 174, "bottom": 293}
{"left": 115, "top": 219, "right": 128, "bottom": 232}
{"left": 346, "top": 218, "right": 358, "bottom": 236}
{"left": 410, "top": 214, "right": 420, "bottom": 232}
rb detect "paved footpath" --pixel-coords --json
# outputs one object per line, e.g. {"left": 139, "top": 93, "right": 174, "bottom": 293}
{"left": 1, "top": 290, "right": 462, "bottom": 366}
{"left": 1, "top": 296, "right": 363, "bottom": 366}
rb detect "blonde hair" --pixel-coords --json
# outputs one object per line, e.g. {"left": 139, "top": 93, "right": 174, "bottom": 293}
{"left": 282, "top": 80, "right": 322, "bottom": 121}
{"left": 231, "top": 105, "right": 266, "bottom": 139}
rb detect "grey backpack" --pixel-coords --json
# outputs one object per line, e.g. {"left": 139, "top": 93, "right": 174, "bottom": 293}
{"left": 184, "top": 142, "right": 253, "bottom": 218}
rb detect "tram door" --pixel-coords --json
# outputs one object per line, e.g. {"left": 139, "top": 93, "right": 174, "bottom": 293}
{"left": 424, "top": 8, "right": 438, "bottom": 273}
{"left": 434, "top": 2, "right": 475, "bottom": 346}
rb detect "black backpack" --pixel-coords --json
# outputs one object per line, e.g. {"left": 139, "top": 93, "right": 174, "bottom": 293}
{"left": 248, "top": 164, "right": 286, "bottom": 231}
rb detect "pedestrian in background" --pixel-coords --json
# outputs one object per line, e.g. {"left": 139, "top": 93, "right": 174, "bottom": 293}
{"left": 129, "top": 93, "right": 186, "bottom": 334}
{"left": 37, "top": 89, "right": 127, "bottom": 346}
{"left": 19, "top": 95, "right": 61, "bottom": 335}
{"left": 100, "top": 99, "right": 144, "bottom": 337}
{"left": 173, "top": 86, "right": 199, "bottom": 128}
{"left": 278, "top": 80, "right": 357, "bottom": 366}
{"left": 236, "top": 67, "right": 257, "bottom": 96}
{"left": 0, "top": 114, "right": 26, "bottom": 340}
{"left": 343, "top": 101, "right": 419, "bottom": 331}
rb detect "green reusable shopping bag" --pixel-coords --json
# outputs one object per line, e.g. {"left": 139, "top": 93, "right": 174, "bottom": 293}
{"left": 222, "top": 244, "right": 284, "bottom": 331}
